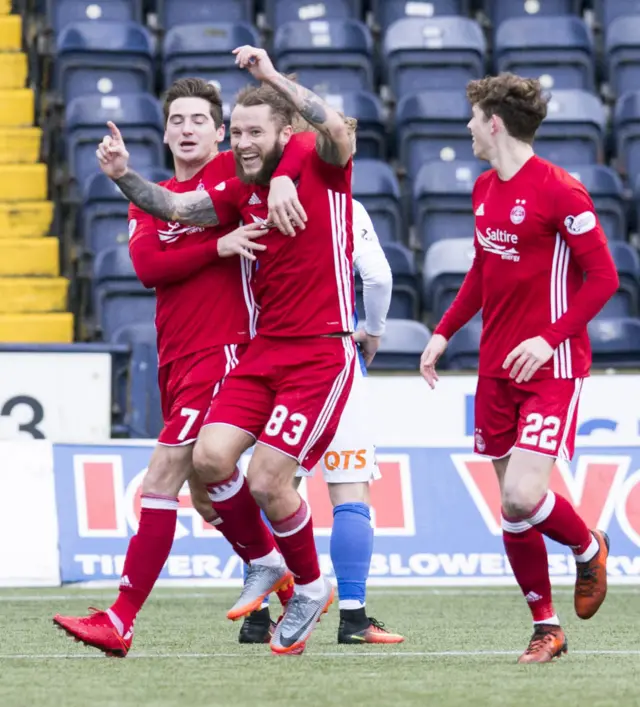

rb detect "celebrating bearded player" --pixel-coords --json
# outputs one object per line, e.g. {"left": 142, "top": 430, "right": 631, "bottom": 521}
{"left": 91, "top": 47, "right": 358, "bottom": 655}
{"left": 421, "top": 74, "right": 619, "bottom": 664}
{"left": 52, "top": 78, "right": 302, "bottom": 656}
{"left": 212, "top": 189, "right": 403, "bottom": 645}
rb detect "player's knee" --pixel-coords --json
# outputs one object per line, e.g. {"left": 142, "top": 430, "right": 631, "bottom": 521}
{"left": 247, "top": 471, "right": 280, "bottom": 509}
{"left": 142, "top": 445, "right": 192, "bottom": 497}
{"left": 192, "top": 437, "right": 234, "bottom": 482}
{"left": 501, "top": 484, "right": 540, "bottom": 518}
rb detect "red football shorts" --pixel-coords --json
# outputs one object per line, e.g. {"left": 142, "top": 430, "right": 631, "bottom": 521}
{"left": 203, "top": 334, "right": 356, "bottom": 471}
{"left": 473, "top": 376, "right": 584, "bottom": 461}
{"left": 157, "top": 344, "right": 247, "bottom": 446}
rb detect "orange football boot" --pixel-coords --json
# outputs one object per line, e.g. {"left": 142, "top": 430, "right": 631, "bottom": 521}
{"left": 575, "top": 530, "right": 610, "bottom": 620}
{"left": 517, "top": 624, "right": 567, "bottom": 664}
{"left": 338, "top": 616, "right": 405, "bottom": 644}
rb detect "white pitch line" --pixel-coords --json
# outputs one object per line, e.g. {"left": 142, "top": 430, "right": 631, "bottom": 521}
{"left": 1, "top": 650, "right": 640, "bottom": 660}
{"left": 3, "top": 588, "right": 640, "bottom": 602}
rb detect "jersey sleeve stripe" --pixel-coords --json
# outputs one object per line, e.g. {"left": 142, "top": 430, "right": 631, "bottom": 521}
{"left": 551, "top": 235, "right": 573, "bottom": 379}
{"left": 299, "top": 337, "right": 356, "bottom": 464}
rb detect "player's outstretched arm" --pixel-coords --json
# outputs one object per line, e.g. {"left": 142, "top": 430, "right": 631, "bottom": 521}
{"left": 115, "top": 170, "right": 220, "bottom": 227}
{"left": 233, "top": 45, "right": 351, "bottom": 167}
{"left": 96, "top": 121, "right": 220, "bottom": 226}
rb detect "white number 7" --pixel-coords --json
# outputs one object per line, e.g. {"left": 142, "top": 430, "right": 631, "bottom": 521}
{"left": 178, "top": 407, "right": 200, "bottom": 442}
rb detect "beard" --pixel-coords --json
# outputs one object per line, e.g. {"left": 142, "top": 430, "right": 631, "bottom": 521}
{"left": 234, "top": 141, "right": 284, "bottom": 185}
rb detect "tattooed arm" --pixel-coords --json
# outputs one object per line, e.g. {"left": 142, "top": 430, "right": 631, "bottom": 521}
{"left": 114, "top": 170, "right": 220, "bottom": 226}
{"left": 233, "top": 45, "right": 352, "bottom": 167}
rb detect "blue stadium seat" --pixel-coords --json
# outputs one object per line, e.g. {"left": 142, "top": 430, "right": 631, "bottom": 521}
{"left": 163, "top": 22, "right": 260, "bottom": 91}
{"left": 368, "top": 319, "right": 431, "bottom": 371}
{"left": 614, "top": 91, "right": 640, "bottom": 186}
{"left": 535, "top": 90, "right": 606, "bottom": 165}
{"left": 489, "top": 0, "right": 581, "bottom": 27}
{"left": 443, "top": 318, "right": 482, "bottom": 370}
{"left": 128, "top": 341, "right": 163, "bottom": 438}
{"left": 93, "top": 246, "right": 155, "bottom": 340}
{"left": 396, "top": 91, "right": 473, "bottom": 182}
{"left": 588, "top": 318, "right": 640, "bottom": 369}
{"left": 423, "top": 238, "right": 475, "bottom": 320}
{"left": 494, "top": 17, "right": 594, "bottom": 91}
{"left": 606, "top": 17, "right": 640, "bottom": 98}
{"left": 383, "top": 17, "right": 485, "bottom": 98}
{"left": 82, "top": 167, "right": 172, "bottom": 256}
{"left": 566, "top": 165, "right": 626, "bottom": 241}
{"left": 381, "top": 243, "right": 420, "bottom": 319}
{"left": 47, "top": 0, "right": 142, "bottom": 34}
{"left": 264, "top": 0, "right": 360, "bottom": 27}
{"left": 597, "top": 242, "right": 640, "bottom": 318}
{"left": 55, "top": 21, "right": 154, "bottom": 103}
{"left": 372, "top": 0, "right": 470, "bottom": 32}
{"left": 324, "top": 91, "right": 385, "bottom": 160}
{"left": 65, "top": 93, "right": 165, "bottom": 184}
{"left": 273, "top": 20, "right": 374, "bottom": 94}
{"left": 158, "top": 0, "right": 253, "bottom": 29}
{"left": 594, "top": 0, "right": 640, "bottom": 30}
{"left": 353, "top": 159, "right": 403, "bottom": 244}
{"left": 413, "top": 160, "right": 486, "bottom": 251}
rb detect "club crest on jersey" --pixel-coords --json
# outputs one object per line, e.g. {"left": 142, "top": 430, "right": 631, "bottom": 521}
{"left": 564, "top": 211, "right": 596, "bottom": 236}
{"left": 510, "top": 199, "right": 526, "bottom": 225}
{"left": 196, "top": 180, "right": 205, "bottom": 191}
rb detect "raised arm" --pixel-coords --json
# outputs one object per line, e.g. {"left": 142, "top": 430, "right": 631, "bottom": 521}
{"left": 96, "top": 121, "right": 220, "bottom": 226}
{"left": 233, "top": 46, "right": 352, "bottom": 167}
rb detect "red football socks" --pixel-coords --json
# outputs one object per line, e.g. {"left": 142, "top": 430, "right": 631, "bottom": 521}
{"left": 270, "top": 498, "right": 320, "bottom": 585}
{"left": 526, "top": 491, "right": 594, "bottom": 557}
{"left": 207, "top": 467, "right": 277, "bottom": 562}
{"left": 502, "top": 513, "right": 556, "bottom": 623}
{"left": 110, "top": 495, "right": 178, "bottom": 633}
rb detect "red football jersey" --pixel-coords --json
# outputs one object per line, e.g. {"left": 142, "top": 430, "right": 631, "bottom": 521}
{"left": 436, "top": 155, "right": 618, "bottom": 380}
{"left": 128, "top": 151, "right": 254, "bottom": 366}
{"left": 207, "top": 148, "right": 354, "bottom": 338}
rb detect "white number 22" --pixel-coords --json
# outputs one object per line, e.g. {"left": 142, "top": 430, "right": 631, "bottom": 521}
{"left": 520, "top": 413, "right": 561, "bottom": 452}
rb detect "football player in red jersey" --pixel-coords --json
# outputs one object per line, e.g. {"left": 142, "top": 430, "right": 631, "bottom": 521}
{"left": 99, "top": 47, "right": 357, "bottom": 655}
{"left": 53, "top": 78, "right": 299, "bottom": 657}
{"left": 421, "top": 74, "right": 619, "bottom": 663}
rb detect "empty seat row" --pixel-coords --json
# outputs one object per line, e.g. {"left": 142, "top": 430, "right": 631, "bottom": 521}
{"left": 53, "top": 15, "right": 640, "bottom": 104}
{"left": 48, "top": 1, "right": 602, "bottom": 36}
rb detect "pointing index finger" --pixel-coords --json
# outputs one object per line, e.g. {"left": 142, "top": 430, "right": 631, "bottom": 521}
{"left": 106, "top": 121, "right": 122, "bottom": 143}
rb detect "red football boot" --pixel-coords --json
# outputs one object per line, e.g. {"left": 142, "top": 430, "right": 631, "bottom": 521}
{"left": 53, "top": 608, "right": 132, "bottom": 658}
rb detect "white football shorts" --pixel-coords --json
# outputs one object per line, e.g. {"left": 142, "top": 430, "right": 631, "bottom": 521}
{"left": 296, "top": 359, "right": 381, "bottom": 483}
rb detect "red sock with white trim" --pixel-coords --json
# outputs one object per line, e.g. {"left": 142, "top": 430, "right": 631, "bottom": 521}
{"left": 526, "top": 491, "right": 597, "bottom": 561}
{"left": 270, "top": 497, "right": 322, "bottom": 595}
{"left": 207, "top": 467, "right": 278, "bottom": 562}
{"left": 109, "top": 494, "right": 178, "bottom": 635}
{"left": 502, "top": 512, "right": 558, "bottom": 625}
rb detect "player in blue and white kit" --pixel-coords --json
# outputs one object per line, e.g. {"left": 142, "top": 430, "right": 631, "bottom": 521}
{"left": 233, "top": 198, "right": 404, "bottom": 644}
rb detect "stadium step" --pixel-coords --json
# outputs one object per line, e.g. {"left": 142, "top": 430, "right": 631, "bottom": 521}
{"left": 0, "top": 127, "right": 42, "bottom": 163}
{"left": 0, "top": 88, "right": 33, "bottom": 126}
{"left": 0, "top": 277, "right": 68, "bottom": 313}
{"left": 0, "top": 52, "right": 26, "bottom": 89}
{"left": 0, "top": 201, "right": 53, "bottom": 238}
{"left": 0, "top": 312, "right": 74, "bottom": 343}
{"left": 0, "top": 163, "right": 47, "bottom": 200}
{"left": 0, "top": 238, "right": 59, "bottom": 276}
{"left": 0, "top": 14, "right": 20, "bottom": 50}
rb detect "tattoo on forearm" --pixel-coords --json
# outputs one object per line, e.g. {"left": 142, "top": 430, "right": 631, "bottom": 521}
{"left": 115, "top": 170, "right": 177, "bottom": 221}
{"left": 268, "top": 74, "right": 328, "bottom": 127}
{"left": 115, "top": 171, "right": 218, "bottom": 226}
